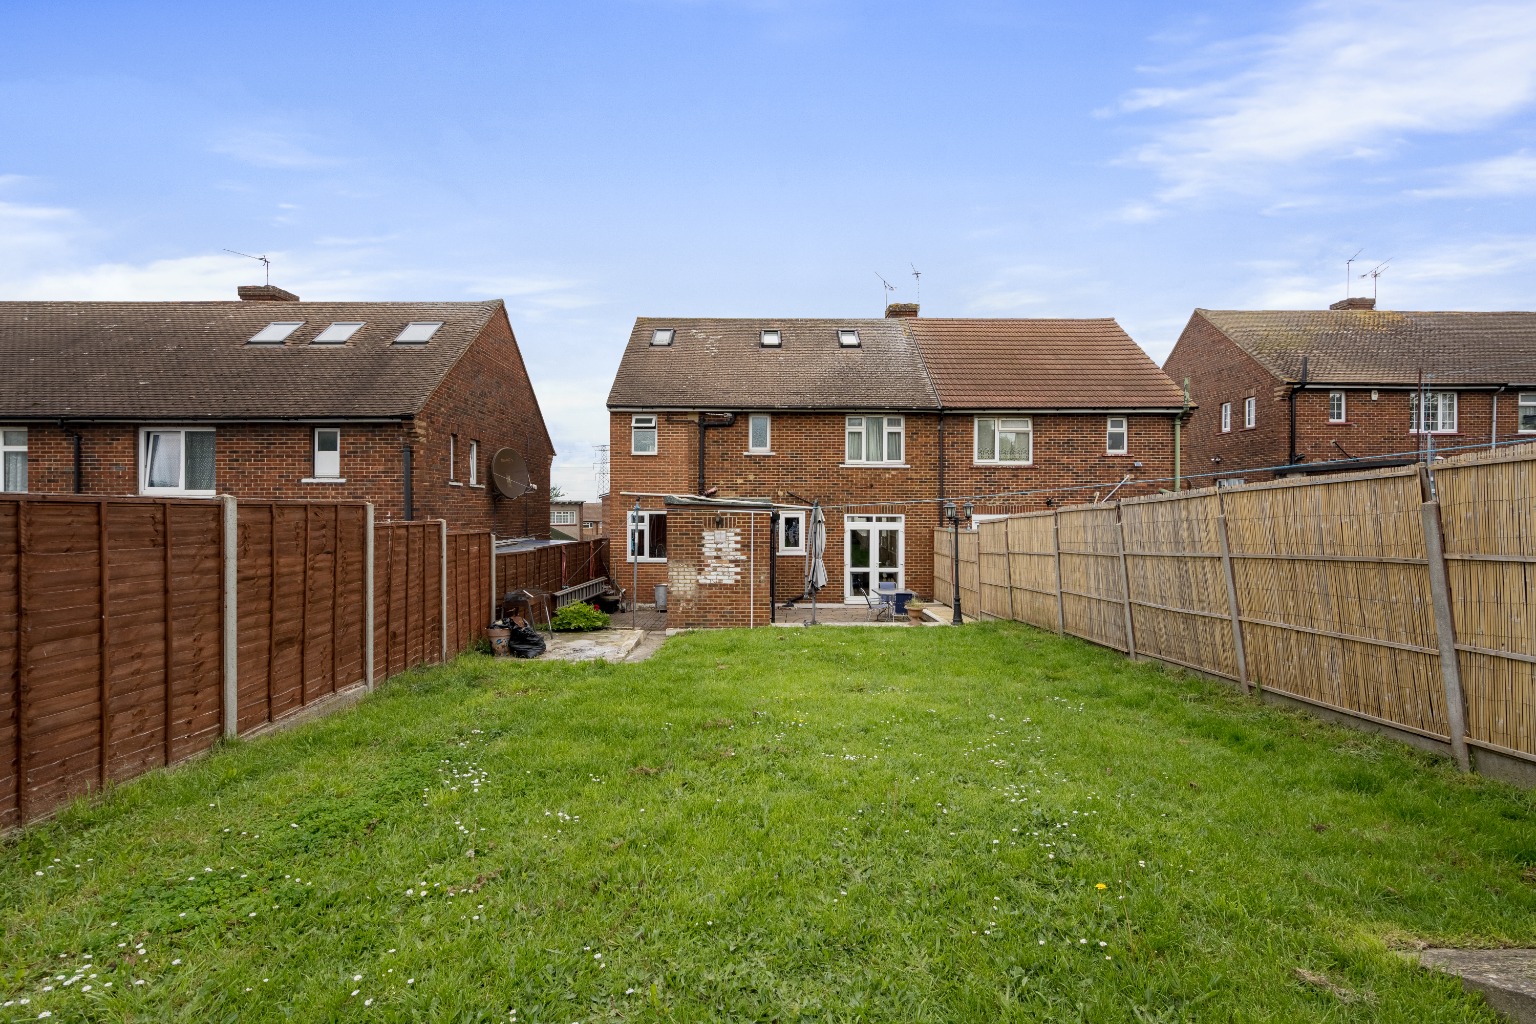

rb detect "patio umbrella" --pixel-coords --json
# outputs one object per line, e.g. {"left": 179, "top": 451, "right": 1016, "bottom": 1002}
{"left": 807, "top": 503, "right": 827, "bottom": 625}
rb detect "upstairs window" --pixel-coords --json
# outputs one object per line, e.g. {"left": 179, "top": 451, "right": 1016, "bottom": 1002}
{"left": 468, "top": 440, "right": 480, "bottom": 486}
{"left": 650, "top": 328, "right": 674, "bottom": 346}
{"left": 313, "top": 428, "right": 341, "bottom": 479}
{"left": 249, "top": 321, "right": 304, "bottom": 344}
{"left": 778, "top": 510, "right": 806, "bottom": 554}
{"left": 846, "top": 415, "right": 903, "bottom": 464}
{"left": 553, "top": 509, "right": 577, "bottom": 525}
{"left": 395, "top": 321, "right": 442, "bottom": 344}
{"left": 632, "top": 414, "right": 658, "bottom": 455}
{"left": 141, "top": 428, "right": 215, "bottom": 495}
{"left": 1329, "top": 391, "right": 1347, "bottom": 422}
{"left": 1520, "top": 392, "right": 1536, "bottom": 433}
{"left": 1243, "top": 396, "right": 1257, "bottom": 429}
{"left": 313, "top": 322, "right": 364, "bottom": 344}
{"left": 760, "top": 329, "right": 781, "bottom": 347}
{"left": 449, "top": 434, "right": 459, "bottom": 481}
{"left": 748, "top": 414, "right": 772, "bottom": 453}
{"left": 1106, "top": 416, "right": 1128, "bottom": 455}
{"left": 974, "top": 417, "right": 1032, "bottom": 464}
{"left": 1, "top": 428, "right": 26, "bottom": 492}
{"left": 837, "top": 329, "right": 860, "bottom": 348}
{"left": 1410, "top": 391, "right": 1458, "bottom": 434}
{"left": 1220, "top": 402, "right": 1232, "bottom": 433}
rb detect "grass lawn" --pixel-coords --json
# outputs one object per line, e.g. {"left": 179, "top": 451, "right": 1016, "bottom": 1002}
{"left": 3, "top": 623, "right": 1535, "bottom": 1022}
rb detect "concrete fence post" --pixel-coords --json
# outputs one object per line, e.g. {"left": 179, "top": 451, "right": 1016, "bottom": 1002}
{"left": 1421, "top": 499, "right": 1472, "bottom": 772}
{"left": 220, "top": 496, "right": 239, "bottom": 739}
{"left": 439, "top": 519, "right": 449, "bottom": 663}
{"left": 364, "top": 504, "right": 375, "bottom": 693}
{"left": 1052, "top": 511, "right": 1065, "bottom": 635}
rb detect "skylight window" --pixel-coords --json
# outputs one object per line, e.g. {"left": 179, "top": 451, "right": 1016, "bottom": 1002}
{"left": 394, "top": 321, "right": 443, "bottom": 344}
{"left": 651, "top": 328, "right": 675, "bottom": 346}
{"left": 249, "top": 321, "right": 304, "bottom": 344}
{"left": 837, "top": 329, "right": 860, "bottom": 347}
{"left": 313, "top": 321, "right": 364, "bottom": 344}
{"left": 760, "top": 330, "right": 781, "bottom": 347}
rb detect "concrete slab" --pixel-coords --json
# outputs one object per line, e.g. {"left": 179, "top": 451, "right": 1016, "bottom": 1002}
{"left": 1418, "top": 948, "right": 1536, "bottom": 1022}
{"left": 539, "top": 628, "right": 645, "bottom": 663}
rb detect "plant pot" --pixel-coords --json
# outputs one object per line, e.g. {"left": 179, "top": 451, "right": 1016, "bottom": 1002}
{"left": 486, "top": 626, "right": 512, "bottom": 657}
{"left": 907, "top": 607, "right": 927, "bottom": 625}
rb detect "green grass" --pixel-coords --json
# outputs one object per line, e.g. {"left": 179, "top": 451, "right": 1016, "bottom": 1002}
{"left": 3, "top": 623, "right": 1534, "bottom": 1022}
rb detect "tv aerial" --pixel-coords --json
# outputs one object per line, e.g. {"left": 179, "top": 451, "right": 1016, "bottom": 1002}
{"left": 224, "top": 249, "right": 272, "bottom": 285}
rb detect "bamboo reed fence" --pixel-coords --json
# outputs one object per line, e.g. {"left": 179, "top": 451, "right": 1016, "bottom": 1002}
{"left": 935, "top": 444, "right": 1536, "bottom": 775}
{"left": 1, "top": 496, "right": 610, "bottom": 828}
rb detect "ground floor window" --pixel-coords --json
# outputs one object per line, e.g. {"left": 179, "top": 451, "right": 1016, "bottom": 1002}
{"left": 1519, "top": 392, "right": 1536, "bottom": 433}
{"left": 141, "top": 427, "right": 215, "bottom": 495}
{"left": 628, "top": 510, "right": 668, "bottom": 561}
{"left": 313, "top": 427, "right": 341, "bottom": 479}
{"left": 1410, "top": 391, "right": 1457, "bottom": 434}
{"left": 845, "top": 514, "right": 903, "bottom": 601}
{"left": 1, "top": 428, "right": 25, "bottom": 492}
{"left": 778, "top": 510, "right": 805, "bottom": 554}
{"left": 1105, "top": 416, "right": 1128, "bottom": 455}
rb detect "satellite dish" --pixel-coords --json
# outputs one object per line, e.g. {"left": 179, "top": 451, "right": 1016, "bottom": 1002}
{"left": 490, "top": 448, "right": 532, "bottom": 498}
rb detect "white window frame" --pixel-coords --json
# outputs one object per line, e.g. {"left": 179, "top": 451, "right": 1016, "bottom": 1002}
{"left": 1519, "top": 392, "right": 1536, "bottom": 434}
{"left": 747, "top": 413, "right": 772, "bottom": 454}
{"left": 844, "top": 415, "right": 905, "bottom": 465}
{"left": 248, "top": 321, "right": 304, "bottom": 344}
{"left": 312, "top": 427, "right": 342, "bottom": 480}
{"left": 760, "top": 330, "right": 781, "bottom": 348}
{"left": 837, "top": 329, "right": 860, "bottom": 347}
{"left": 1328, "top": 391, "right": 1347, "bottom": 423}
{"left": 312, "top": 321, "right": 364, "bottom": 344}
{"left": 139, "top": 427, "right": 216, "bottom": 496}
{"left": 1106, "top": 416, "right": 1128, "bottom": 455}
{"left": 1, "top": 427, "right": 26, "bottom": 493}
{"left": 650, "top": 328, "right": 674, "bottom": 346}
{"left": 552, "top": 509, "right": 578, "bottom": 525}
{"left": 1220, "top": 402, "right": 1232, "bottom": 433}
{"left": 1243, "top": 396, "right": 1257, "bottom": 429}
{"left": 1410, "top": 391, "right": 1458, "bottom": 434}
{"left": 777, "top": 510, "right": 806, "bottom": 555}
{"left": 448, "top": 434, "right": 460, "bottom": 483}
{"left": 627, "top": 509, "right": 668, "bottom": 562}
{"left": 631, "top": 414, "right": 658, "bottom": 455}
{"left": 394, "top": 321, "right": 442, "bottom": 344}
{"left": 973, "top": 416, "right": 1033, "bottom": 465}
{"left": 468, "top": 440, "right": 480, "bottom": 486}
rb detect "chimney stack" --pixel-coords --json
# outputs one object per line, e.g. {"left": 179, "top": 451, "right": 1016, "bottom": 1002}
{"left": 885, "top": 302, "right": 919, "bottom": 319}
{"left": 1329, "top": 297, "right": 1375, "bottom": 311}
{"left": 238, "top": 284, "right": 300, "bottom": 302}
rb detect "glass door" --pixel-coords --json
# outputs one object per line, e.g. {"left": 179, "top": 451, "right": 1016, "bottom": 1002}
{"left": 845, "top": 515, "right": 904, "bottom": 601}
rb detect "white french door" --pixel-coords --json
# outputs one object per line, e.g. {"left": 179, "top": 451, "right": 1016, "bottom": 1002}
{"left": 844, "top": 515, "right": 904, "bottom": 602}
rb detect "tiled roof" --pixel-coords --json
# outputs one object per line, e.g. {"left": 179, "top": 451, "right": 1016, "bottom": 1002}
{"left": 607, "top": 315, "right": 1181, "bottom": 411}
{"left": 607, "top": 318, "right": 940, "bottom": 410}
{"left": 1198, "top": 309, "right": 1536, "bottom": 385}
{"left": 908, "top": 318, "right": 1186, "bottom": 409}
{"left": 0, "top": 300, "right": 502, "bottom": 419}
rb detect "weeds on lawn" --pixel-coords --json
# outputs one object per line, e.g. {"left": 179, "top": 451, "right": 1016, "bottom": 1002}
{"left": 1, "top": 622, "right": 1532, "bottom": 1022}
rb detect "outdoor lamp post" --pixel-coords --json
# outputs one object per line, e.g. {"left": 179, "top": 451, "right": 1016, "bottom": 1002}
{"left": 943, "top": 501, "right": 974, "bottom": 625}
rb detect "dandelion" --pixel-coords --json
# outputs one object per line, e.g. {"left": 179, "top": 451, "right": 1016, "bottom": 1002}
{"left": 1095, "top": 883, "right": 1107, "bottom": 890}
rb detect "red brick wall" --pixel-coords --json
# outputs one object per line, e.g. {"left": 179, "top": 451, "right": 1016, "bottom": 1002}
{"left": 1164, "top": 311, "right": 1536, "bottom": 480}
{"left": 665, "top": 507, "right": 774, "bottom": 629}
{"left": 607, "top": 407, "right": 1178, "bottom": 605}
{"left": 3, "top": 309, "right": 555, "bottom": 533}
{"left": 414, "top": 309, "right": 554, "bottom": 535}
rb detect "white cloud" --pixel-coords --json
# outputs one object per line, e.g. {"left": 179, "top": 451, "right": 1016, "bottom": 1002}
{"left": 1120, "top": 0, "right": 1536, "bottom": 204}
{"left": 211, "top": 128, "right": 338, "bottom": 169}
{"left": 1412, "top": 151, "right": 1536, "bottom": 198}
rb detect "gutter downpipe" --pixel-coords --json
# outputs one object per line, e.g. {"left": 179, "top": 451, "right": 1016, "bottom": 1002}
{"left": 769, "top": 511, "right": 778, "bottom": 624}
{"left": 1174, "top": 378, "right": 1190, "bottom": 491}
{"left": 72, "top": 431, "right": 83, "bottom": 494}
{"left": 1493, "top": 385, "right": 1506, "bottom": 449}
{"left": 1288, "top": 356, "right": 1310, "bottom": 469}
{"left": 403, "top": 445, "right": 414, "bottom": 521}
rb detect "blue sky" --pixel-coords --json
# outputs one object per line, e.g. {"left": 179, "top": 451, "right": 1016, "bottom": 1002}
{"left": 4, "top": 0, "right": 1535, "bottom": 499}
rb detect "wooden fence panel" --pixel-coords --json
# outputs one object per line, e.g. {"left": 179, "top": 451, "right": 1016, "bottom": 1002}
{"left": 373, "top": 522, "right": 443, "bottom": 681}
{"left": 492, "top": 539, "right": 610, "bottom": 615}
{"left": 1056, "top": 504, "right": 1128, "bottom": 651}
{"left": 0, "top": 501, "right": 19, "bottom": 827}
{"left": 446, "top": 533, "right": 492, "bottom": 655}
{"left": 978, "top": 521, "right": 1011, "bottom": 620}
{"left": 933, "top": 529, "right": 954, "bottom": 608}
{"left": 1436, "top": 447, "right": 1536, "bottom": 759}
{"left": 1004, "top": 513, "right": 1057, "bottom": 632}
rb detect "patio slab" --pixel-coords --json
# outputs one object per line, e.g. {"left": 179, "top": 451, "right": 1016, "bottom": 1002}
{"left": 1417, "top": 948, "right": 1536, "bottom": 1022}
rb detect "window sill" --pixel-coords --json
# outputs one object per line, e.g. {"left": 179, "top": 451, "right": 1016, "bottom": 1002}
{"left": 631, "top": 451, "right": 658, "bottom": 457}
{"left": 744, "top": 450, "right": 776, "bottom": 457}
{"left": 448, "top": 480, "right": 464, "bottom": 487}
{"left": 1104, "top": 452, "right": 1131, "bottom": 457}
{"left": 626, "top": 558, "right": 668, "bottom": 564}
{"left": 300, "top": 477, "right": 348, "bottom": 484}
{"left": 1409, "top": 432, "right": 1461, "bottom": 436}
{"left": 469, "top": 483, "right": 485, "bottom": 489}
{"left": 140, "top": 490, "right": 216, "bottom": 498}
{"left": 840, "top": 463, "right": 911, "bottom": 469}
{"left": 973, "top": 461, "right": 1033, "bottom": 468}
{"left": 778, "top": 550, "right": 806, "bottom": 557}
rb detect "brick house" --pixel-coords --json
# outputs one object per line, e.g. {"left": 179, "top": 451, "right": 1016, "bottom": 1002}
{"left": 0, "top": 285, "right": 555, "bottom": 534}
{"left": 581, "top": 501, "right": 604, "bottom": 541}
{"left": 1163, "top": 298, "right": 1536, "bottom": 483}
{"left": 550, "top": 499, "right": 584, "bottom": 540}
{"left": 605, "top": 304, "right": 1187, "bottom": 606}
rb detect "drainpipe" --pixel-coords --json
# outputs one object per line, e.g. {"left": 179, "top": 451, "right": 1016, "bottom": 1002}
{"left": 769, "top": 510, "right": 778, "bottom": 624}
{"left": 937, "top": 414, "right": 946, "bottom": 500}
{"left": 1174, "top": 378, "right": 1190, "bottom": 491}
{"left": 403, "top": 444, "right": 414, "bottom": 521}
{"left": 72, "top": 432, "right": 83, "bottom": 494}
{"left": 696, "top": 412, "right": 736, "bottom": 493}
{"left": 1493, "top": 385, "right": 1506, "bottom": 449}
{"left": 1288, "top": 356, "right": 1310, "bottom": 468}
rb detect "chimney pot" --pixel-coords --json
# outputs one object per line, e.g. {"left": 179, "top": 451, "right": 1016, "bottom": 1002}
{"left": 1329, "top": 297, "right": 1375, "bottom": 311}
{"left": 885, "top": 302, "right": 920, "bottom": 319}
{"left": 239, "top": 284, "right": 300, "bottom": 302}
